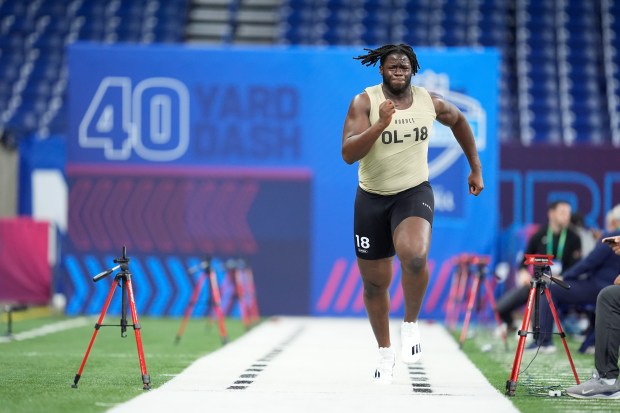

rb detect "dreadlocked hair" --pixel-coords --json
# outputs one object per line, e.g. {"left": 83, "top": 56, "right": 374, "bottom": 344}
{"left": 353, "top": 44, "right": 421, "bottom": 75}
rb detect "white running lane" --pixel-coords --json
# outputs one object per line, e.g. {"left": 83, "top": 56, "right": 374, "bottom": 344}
{"left": 109, "top": 317, "right": 519, "bottom": 413}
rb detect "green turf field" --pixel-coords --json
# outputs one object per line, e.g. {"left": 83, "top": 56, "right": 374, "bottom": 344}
{"left": 2, "top": 311, "right": 619, "bottom": 413}
{"left": 455, "top": 323, "right": 618, "bottom": 413}
{"left": 0, "top": 310, "right": 246, "bottom": 413}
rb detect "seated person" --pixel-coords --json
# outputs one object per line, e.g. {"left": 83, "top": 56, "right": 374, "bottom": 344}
{"left": 496, "top": 200, "right": 581, "bottom": 332}
{"left": 566, "top": 235, "right": 620, "bottom": 399}
{"left": 570, "top": 212, "right": 599, "bottom": 256}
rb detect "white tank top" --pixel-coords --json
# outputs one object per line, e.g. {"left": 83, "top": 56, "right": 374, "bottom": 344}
{"left": 358, "top": 84, "right": 436, "bottom": 195}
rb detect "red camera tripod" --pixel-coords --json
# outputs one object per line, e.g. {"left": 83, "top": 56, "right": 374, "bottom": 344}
{"left": 71, "top": 246, "right": 150, "bottom": 390}
{"left": 175, "top": 258, "right": 228, "bottom": 345}
{"left": 458, "top": 255, "right": 507, "bottom": 349}
{"left": 505, "top": 254, "right": 579, "bottom": 396}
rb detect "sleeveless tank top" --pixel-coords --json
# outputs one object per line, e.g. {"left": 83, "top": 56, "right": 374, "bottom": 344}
{"left": 358, "top": 83, "right": 436, "bottom": 195}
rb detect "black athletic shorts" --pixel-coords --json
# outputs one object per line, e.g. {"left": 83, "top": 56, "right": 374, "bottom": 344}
{"left": 353, "top": 181, "right": 434, "bottom": 260}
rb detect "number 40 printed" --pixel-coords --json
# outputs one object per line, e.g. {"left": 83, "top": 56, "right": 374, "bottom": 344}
{"left": 79, "top": 76, "right": 190, "bottom": 161}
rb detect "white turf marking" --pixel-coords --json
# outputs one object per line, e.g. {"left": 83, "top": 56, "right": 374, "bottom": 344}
{"left": 95, "top": 402, "right": 120, "bottom": 407}
{"left": 108, "top": 317, "right": 518, "bottom": 413}
{"left": 0, "top": 317, "right": 89, "bottom": 343}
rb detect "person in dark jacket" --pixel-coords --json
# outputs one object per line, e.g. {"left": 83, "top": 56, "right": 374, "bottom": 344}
{"left": 496, "top": 200, "right": 582, "bottom": 332}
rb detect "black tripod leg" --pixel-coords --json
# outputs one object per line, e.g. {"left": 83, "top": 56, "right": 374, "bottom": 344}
{"left": 533, "top": 282, "right": 542, "bottom": 342}
{"left": 121, "top": 277, "right": 128, "bottom": 338}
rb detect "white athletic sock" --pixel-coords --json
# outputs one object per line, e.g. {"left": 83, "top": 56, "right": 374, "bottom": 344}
{"left": 402, "top": 321, "right": 418, "bottom": 332}
{"left": 602, "top": 377, "right": 616, "bottom": 385}
{"left": 378, "top": 346, "right": 395, "bottom": 358}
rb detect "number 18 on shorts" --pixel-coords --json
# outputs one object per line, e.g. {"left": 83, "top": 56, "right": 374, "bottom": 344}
{"left": 355, "top": 234, "right": 371, "bottom": 254}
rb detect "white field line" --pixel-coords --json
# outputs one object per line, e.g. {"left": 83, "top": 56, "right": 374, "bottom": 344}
{"left": 0, "top": 317, "right": 90, "bottom": 343}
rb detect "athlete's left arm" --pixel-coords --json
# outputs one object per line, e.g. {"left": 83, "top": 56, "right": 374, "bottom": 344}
{"left": 432, "top": 95, "right": 484, "bottom": 196}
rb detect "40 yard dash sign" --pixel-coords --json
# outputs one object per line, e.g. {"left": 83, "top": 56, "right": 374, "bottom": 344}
{"left": 66, "top": 43, "right": 499, "bottom": 317}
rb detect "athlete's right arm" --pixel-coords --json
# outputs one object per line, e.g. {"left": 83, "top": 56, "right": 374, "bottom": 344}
{"left": 341, "top": 92, "right": 394, "bottom": 164}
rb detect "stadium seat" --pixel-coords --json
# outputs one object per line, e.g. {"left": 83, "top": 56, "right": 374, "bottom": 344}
{"left": 0, "top": 0, "right": 190, "bottom": 139}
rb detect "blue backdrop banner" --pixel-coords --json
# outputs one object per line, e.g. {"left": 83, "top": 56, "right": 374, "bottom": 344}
{"left": 66, "top": 43, "right": 499, "bottom": 318}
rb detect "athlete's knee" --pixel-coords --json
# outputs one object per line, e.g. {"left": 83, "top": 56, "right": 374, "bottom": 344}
{"left": 400, "top": 252, "right": 427, "bottom": 274}
{"left": 362, "top": 279, "right": 389, "bottom": 298}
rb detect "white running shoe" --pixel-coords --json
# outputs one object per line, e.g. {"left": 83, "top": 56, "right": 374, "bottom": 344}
{"left": 401, "top": 321, "right": 422, "bottom": 364}
{"left": 373, "top": 346, "right": 395, "bottom": 385}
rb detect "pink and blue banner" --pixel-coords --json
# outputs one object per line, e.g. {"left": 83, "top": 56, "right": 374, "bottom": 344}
{"left": 66, "top": 44, "right": 499, "bottom": 317}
